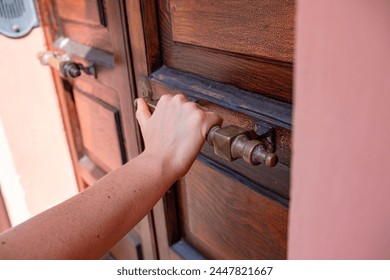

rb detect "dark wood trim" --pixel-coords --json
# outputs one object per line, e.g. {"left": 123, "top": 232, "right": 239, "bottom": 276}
{"left": 110, "top": 0, "right": 158, "bottom": 259}
{"left": 150, "top": 66, "right": 292, "bottom": 129}
{"left": 153, "top": 196, "right": 207, "bottom": 260}
{"left": 97, "top": 0, "right": 107, "bottom": 27}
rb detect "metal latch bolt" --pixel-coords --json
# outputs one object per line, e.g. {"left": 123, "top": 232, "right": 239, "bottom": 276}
{"left": 207, "top": 125, "right": 277, "bottom": 167}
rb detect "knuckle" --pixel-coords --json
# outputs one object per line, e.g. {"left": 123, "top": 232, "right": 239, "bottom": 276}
{"left": 157, "top": 94, "right": 171, "bottom": 106}
{"left": 173, "top": 94, "right": 186, "bottom": 103}
{"left": 192, "top": 110, "right": 206, "bottom": 124}
{"left": 159, "top": 94, "right": 169, "bottom": 102}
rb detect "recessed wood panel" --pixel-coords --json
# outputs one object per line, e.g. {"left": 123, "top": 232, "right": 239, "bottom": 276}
{"left": 179, "top": 160, "right": 288, "bottom": 259}
{"left": 158, "top": 0, "right": 293, "bottom": 103}
{"left": 56, "top": 0, "right": 102, "bottom": 26}
{"left": 170, "top": 0, "right": 294, "bottom": 63}
{"left": 74, "top": 90, "right": 125, "bottom": 172}
{"left": 62, "top": 21, "right": 112, "bottom": 53}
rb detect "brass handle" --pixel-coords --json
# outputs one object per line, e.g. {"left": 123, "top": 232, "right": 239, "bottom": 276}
{"left": 207, "top": 125, "right": 277, "bottom": 167}
{"left": 138, "top": 98, "right": 278, "bottom": 168}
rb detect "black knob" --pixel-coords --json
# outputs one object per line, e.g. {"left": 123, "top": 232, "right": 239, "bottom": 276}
{"left": 60, "top": 62, "right": 81, "bottom": 78}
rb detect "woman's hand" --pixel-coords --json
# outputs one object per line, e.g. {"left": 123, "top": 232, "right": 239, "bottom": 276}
{"left": 135, "top": 94, "right": 222, "bottom": 181}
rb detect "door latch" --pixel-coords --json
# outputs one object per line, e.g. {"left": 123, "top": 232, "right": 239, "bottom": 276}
{"left": 38, "top": 51, "right": 96, "bottom": 78}
{"left": 207, "top": 125, "right": 277, "bottom": 167}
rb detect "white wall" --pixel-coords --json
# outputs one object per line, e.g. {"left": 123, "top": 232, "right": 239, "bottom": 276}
{"left": 0, "top": 27, "right": 78, "bottom": 226}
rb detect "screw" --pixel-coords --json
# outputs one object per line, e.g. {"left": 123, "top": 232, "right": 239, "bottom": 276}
{"left": 12, "top": 24, "right": 20, "bottom": 33}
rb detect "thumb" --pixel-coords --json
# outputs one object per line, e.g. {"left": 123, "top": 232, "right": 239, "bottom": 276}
{"left": 135, "top": 98, "right": 152, "bottom": 129}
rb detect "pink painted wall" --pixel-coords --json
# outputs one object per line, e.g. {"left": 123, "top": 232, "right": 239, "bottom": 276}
{"left": 0, "top": 28, "right": 78, "bottom": 225}
{"left": 289, "top": 1, "right": 390, "bottom": 259}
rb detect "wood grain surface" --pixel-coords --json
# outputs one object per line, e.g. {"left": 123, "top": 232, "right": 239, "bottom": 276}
{"left": 158, "top": 0, "right": 294, "bottom": 103}
{"left": 170, "top": 0, "right": 295, "bottom": 63}
{"left": 179, "top": 160, "right": 288, "bottom": 259}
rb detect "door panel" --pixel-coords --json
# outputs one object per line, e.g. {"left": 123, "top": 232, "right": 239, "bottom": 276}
{"left": 56, "top": 0, "right": 112, "bottom": 52}
{"left": 56, "top": 0, "right": 104, "bottom": 26}
{"left": 126, "top": 0, "right": 293, "bottom": 259}
{"left": 170, "top": 0, "right": 294, "bottom": 62}
{"left": 73, "top": 89, "right": 126, "bottom": 172}
{"left": 38, "top": 0, "right": 156, "bottom": 259}
{"left": 180, "top": 160, "right": 287, "bottom": 260}
{"left": 158, "top": 0, "right": 293, "bottom": 103}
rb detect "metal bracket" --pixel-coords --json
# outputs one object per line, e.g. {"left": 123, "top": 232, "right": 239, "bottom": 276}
{"left": 54, "top": 37, "right": 115, "bottom": 68}
{"left": 255, "top": 121, "right": 276, "bottom": 153}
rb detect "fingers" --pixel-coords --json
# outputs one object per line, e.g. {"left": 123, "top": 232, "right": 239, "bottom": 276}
{"left": 135, "top": 98, "right": 152, "bottom": 129}
{"left": 202, "top": 111, "right": 223, "bottom": 136}
{"left": 205, "top": 111, "right": 223, "bottom": 127}
{"left": 137, "top": 93, "right": 223, "bottom": 137}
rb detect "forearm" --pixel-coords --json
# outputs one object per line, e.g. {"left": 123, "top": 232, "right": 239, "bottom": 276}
{"left": 0, "top": 152, "right": 174, "bottom": 259}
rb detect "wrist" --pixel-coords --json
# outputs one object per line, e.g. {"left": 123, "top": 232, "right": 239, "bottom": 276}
{"left": 138, "top": 150, "right": 178, "bottom": 185}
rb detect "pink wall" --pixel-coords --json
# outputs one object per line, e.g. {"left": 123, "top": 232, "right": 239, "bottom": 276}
{"left": 0, "top": 28, "right": 78, "bottom": 225}
{"left": 289, "top": 1, "right": 390, "bottom": 259}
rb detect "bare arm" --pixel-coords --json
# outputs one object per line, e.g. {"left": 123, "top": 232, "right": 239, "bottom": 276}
{"left": 0, "top": 94, "right": 221, "bottom": 259}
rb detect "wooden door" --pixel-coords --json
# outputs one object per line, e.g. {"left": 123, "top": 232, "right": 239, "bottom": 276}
{"left": 126, "top": 0, "right": 293, "bottom": 259}
{"left": 37, "top": 0, "right": 155, "bottom": 259}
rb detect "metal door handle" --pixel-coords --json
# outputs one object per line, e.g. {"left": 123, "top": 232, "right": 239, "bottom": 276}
{"left": 207, "top": 125, "right": 277, "bottom": 167}
{"left": 37, "top": 37, "right": 115, "bottom": 79}
{"left": 139, "top": 98, "right": 278, "bottom": 167}
{"left": 38, "top": 51, "right": 96, "bottom": 78}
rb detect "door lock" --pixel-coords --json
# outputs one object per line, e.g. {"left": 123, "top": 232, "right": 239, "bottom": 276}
{"left": 140, "top": 97, "right": 278, "bottom": 167}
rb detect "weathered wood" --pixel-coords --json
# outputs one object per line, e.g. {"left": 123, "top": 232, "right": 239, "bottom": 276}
{"left": 74, "top": 89, "right": 125, "bottom": 172}
{"left": 56, "top": 0, "right": 102, "bottom": 27}
{"left": 170, "top": 0, "right": 294, "bottom": 63}
{"left": 153, "top": 198, "right": 183, "bottom": 260}
{"left": 75, "top": 77, "right": 120, "bottom": 108}
{"left": 61, "top": 20, "right": 112, "bottom": 53}
{"left": 137, "top": 0, "right": 294, "bottom": 260}
{"left": 158, "top": 0, "right": 293, "bottom": 103}
{"left": 179, "top": 160, "right": 288, "bottom": 259}
{"left": 150, "top": 66, "right": 292, "bottom": 129}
